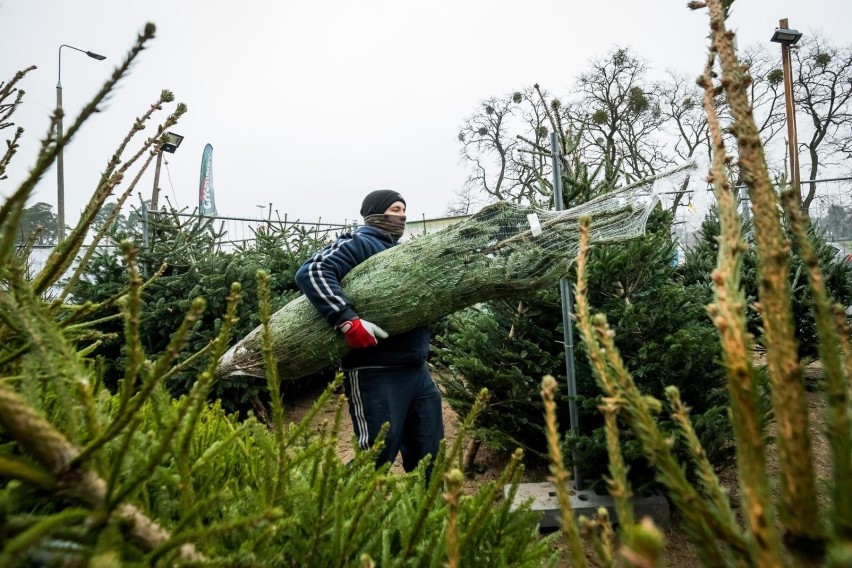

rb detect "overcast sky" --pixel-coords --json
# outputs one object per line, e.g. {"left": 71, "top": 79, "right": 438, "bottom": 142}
{"left": 1, "top": 0, "right": 849, "bottom": 226}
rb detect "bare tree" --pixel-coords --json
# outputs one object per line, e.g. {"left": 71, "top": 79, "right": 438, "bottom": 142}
{"left": 457, "top": 87, "right": 574, "bottom": 207}
{"left": 445, "top": 184, "right": 488, "bottom": 216}
{"left": 507, "top": 86, "right": 553, "bottom": 205}
{"left": 793, "top": 34, "right": 852, "bottom": 212}
{"left": 568, "top": 47, "right": 672, "bottom": 185}
{"left": 457, "top": 95, "right": 519, "bottom": 202}
{"left": 740, "top": 45, "right": 788, "bottom": 153}
{"left": 658, "top": 71, "right": 714, "bottom": 212}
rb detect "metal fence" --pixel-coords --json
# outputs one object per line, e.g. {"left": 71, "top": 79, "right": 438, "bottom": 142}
{"left": 22, "top": 211, "right": 353, "bottom": 281}
{"left": 671, "top": 176, "right": 852, "bottom": 252}
{"left": 22, "top": 177, "right": 852, "bottom": 276}
{"left": 144, "top": 209, "right": 354, "bottom": 253}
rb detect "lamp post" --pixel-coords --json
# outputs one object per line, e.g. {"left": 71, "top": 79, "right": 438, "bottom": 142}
{"left": 56, "top": 44, "right": 106, "bottom": 241}
{"left": 771, "top": 19, "right": 803, "bottom": 203}
{"left": 150, "top": 132, "right": 184, "bottom": 211}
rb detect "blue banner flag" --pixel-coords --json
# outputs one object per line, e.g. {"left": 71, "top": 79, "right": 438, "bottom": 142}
{"left": 198, "top": 143, "right": 218, "bottom": 216}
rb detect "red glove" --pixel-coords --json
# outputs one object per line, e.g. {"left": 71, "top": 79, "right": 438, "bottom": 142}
{"left": 336, "top": 317, "right": 388, "bottom": 349}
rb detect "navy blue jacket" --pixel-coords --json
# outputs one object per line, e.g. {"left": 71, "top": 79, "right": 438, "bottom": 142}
{"left": 294, "top": 225, "right": 430, "bottom": 369}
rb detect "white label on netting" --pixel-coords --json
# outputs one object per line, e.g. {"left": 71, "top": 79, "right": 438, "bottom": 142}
{"left": 527, "top": 213, "right": 542, "bottom": 237}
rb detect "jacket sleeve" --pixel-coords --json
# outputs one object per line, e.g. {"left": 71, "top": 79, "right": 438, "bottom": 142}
{"left": 295, "top": 234, "right": 376, "bottom": 327}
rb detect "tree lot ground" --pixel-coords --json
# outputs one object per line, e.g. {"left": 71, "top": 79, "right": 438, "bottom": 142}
{"left": 281, "top": 360, "right": 830, "bottom": 567}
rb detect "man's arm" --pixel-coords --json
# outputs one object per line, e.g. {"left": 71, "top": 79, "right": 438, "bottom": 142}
{"left": 295, "top": 232, "right": 388, "bottom": 348}
{"left": 297, "top": 232, "right": 391, "bottom": 325}
{"left": 295, "top": 235, "right": 361, "bottom": 326}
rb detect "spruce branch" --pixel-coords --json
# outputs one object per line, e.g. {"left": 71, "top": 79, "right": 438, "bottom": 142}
{"left": 257, "top": 269, "right": 287, "bottom": 501}
{"left": 0, "top": 508, "right": 90, "bottom": 565}
{"left": 117, "top": 241, "right": 144, "bottom": 407}
{"left": 459, "top": 447, "right": 524, "bottom": 550}
{"left": 0, "top": 126, "right": 24, "bottom": 181}
{"left": 105, "top": 410, "right": 143, "bottom": 500}
{"left": 780, "top": 188, "right": 852, "bottom": 541}
{"left": 580, "top": 509, "right": 614, "bottom": 568}
{"left": 104, "top": 295, "right": 224, "bottom": 508}
{"left": 0, "top": 25, "right": 155, "bottom": 287}
{"left": 0, "top": 66, "right": 36, "bottom": 125}
{"left": 698, "top": 42, "right": 783, "bottom": 566}
{"left": 189, "top": 419, "right": 252, "bottom": 476}
{"left": 33, "top": 96, "right": 186, "bottom": 296}
{"left": 2, "top": 262, "right": 85, "bottom": 439}
{"left": 75, "top": 370, "right": 100, "bottom": 444}
{"left": 145, "top": 508, "right": 282, "bottom": 565}
{"left": 704, "top": 0, "right": 823, "bottom": 551}
{"left": 71, "top": 286, "right": 206, "bottom": 468}
{"left": 446, "top": 387, "right": 489, "bottom": 470}
{"left": 619, "top": 518, "right": 666, "bottom": 568}
{"left": 173, "top": 283, "right": 241, "bottom": 512}
{"left": 593, "top": 312, "right": 743, "bottom": 564}
{"left": 340, "top": 474, "right": 387, "bottom": 562}
{"left": 0, "top": 383, "right": 200, "bottom": 561}
{"left": 575, "top": 218, "right": 742, "bottom": 565}
{"left": 443, "top": 468, "right": 464, "bottom": 568}
{"left": 0, "top": 456, "right": 56, "bottom": 490}
{"left": 57, "top": 261, "right": 167, "bottom": 328}
{"left": 831, "top": 305, "right": 852, "bottom": 389}
{"left": 397, "top": 389, "right": 489, "bottom": 566}
{"left": 541, "top": 375, "right": 588, "bottom": 568}
{"left": 665, "top": 387, "right": 738, "bottom": 528}
{"left": 57, "top": 143, "right": 159, "bottom": 303}
{"left": 599, "top": 397, "right": 635, "bottom": 534}
{"left": 0, "top": 66, "right": 36, "bottom": 182}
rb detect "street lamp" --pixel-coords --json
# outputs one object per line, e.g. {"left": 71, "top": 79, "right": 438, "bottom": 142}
{"left": 771, "top": 19, "right": 803, "bottom": 202}
{"left": 56, "top": 44, "right": 106, "bottom": 241}
{"left": 150, "top": 132, "right": 184, "bottom": 211}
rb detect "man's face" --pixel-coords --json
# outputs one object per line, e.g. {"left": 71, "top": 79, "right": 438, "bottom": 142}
{"left": 384, "top": 201, "right": 406, "bottom": 216}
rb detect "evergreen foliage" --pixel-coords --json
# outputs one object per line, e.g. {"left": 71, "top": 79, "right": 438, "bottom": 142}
{"left": 3, "top": 6, "right": 852, "bottom": 565}
{"left": 538, "top": 4, "right": 852, "bottom": 562}
{"left": 0, "top": 271, "right": 557, "bottom": 565}
{"left": 0, "top": 45, "right": 558, "bottom": 565}
{"left": 680, "top": 204, "right": 852, "bottom": 359}
{"left": 437, "top": 205, "right": 737, "bottom": 487}
{"left": 434, "top": 292, "right": 566, "bottom": 460}
{"left": 68, "top": 208, "right": 335, "bottom": 411}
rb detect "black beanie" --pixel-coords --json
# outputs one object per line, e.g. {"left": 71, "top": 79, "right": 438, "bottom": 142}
{"left": 360, "top": 189, "right": 406, "bottom": 218}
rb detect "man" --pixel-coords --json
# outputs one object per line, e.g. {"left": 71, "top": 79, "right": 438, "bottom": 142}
{"left": 295, "top": 190, "right": 444, "bottom": 480}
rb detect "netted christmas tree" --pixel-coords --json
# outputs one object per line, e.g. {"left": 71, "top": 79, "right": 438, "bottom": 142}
{"left": 217, "top": 164, "right": 697, "bottom": 382}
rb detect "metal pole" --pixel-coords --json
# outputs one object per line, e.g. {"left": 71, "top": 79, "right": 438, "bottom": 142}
{"left": 55, "top": 44, "right": 106, "bottom": 242}
{"left": 140, "top": 199, "right": 150, "bottom": 278}
{"left": 780, "top": 18, "right": 802, "bottom": 204}
{"left": 56, "top": 81, "right": 66, "bottom": 242}
{"left": 150, "top": 149, "right": 164, "bottom": 211}
{"left": 141, "top": 200, "right": 150, "bottom": 250}
{"left": 550, "top": 132, "right": 582, "bottom": 490}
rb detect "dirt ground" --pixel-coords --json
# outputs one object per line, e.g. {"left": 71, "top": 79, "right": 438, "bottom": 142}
{"left": 281, "top": 360, "right": 831, "bottom": 567}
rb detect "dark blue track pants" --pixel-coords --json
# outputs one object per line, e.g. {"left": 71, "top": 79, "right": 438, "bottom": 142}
{"left": 344, "top": 363, "right": 444, "bottom": 477}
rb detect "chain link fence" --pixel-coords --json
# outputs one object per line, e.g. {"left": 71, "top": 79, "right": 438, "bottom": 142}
{"left": 22, "top": 210, "right": 353, "bottom": 280}
{"left": 672, "top": 176, "right": 852, "bottom": 257}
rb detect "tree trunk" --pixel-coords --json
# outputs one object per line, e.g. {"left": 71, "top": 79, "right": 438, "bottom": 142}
{"left": 462, "top": 438, "right": 482, "bottom": 472}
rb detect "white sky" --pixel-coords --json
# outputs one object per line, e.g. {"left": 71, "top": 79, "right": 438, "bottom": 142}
{"left": 1, "top": 0, "right": 849, "bottom": 225}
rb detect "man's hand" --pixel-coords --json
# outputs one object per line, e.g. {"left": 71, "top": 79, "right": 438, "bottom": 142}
{"left": 336, "top": 317, "right": 388, "bottom": 349}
